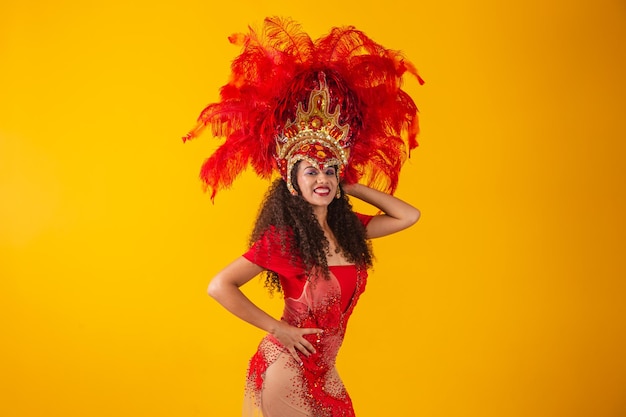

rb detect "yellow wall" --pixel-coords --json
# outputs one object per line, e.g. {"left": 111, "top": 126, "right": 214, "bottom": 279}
{"left": 2, "top": 1, "right": 625, "bottom": 416}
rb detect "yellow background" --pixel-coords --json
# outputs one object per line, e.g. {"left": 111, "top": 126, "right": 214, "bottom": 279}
{"left": 2, "top": 0, "right": 625, "bottom": 416}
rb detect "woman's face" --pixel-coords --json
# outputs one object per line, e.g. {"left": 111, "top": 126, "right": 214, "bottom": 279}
{"left": 295, "top": 160, "right": 338, "bottom": 208}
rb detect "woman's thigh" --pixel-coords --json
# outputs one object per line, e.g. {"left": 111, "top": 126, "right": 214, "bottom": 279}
{"left": 260, "top": 353, "right": 312, "bottom": 417}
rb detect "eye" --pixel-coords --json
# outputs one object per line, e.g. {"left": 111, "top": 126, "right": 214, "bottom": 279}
{"left": 325, "top": 168, "right": 336, "bottom": 176}
{"left": 304, "top": 168, "right": 318, "bottom": 176}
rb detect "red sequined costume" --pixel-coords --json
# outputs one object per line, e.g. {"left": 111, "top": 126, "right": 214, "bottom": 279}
{"left": 242, "top": 214, "right": 373, "bottom": 417}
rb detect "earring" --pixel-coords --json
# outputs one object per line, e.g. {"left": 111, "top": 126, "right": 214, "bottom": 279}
{"left": 291, "top": 189, "right": 298, "bottom": 196}
{"left": 335, "top": 171, "right": 342, "bottom": 199}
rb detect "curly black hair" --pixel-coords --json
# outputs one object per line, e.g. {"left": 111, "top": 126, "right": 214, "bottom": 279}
{"left": 249, "top": 164, "right": 373, "bottom": 294}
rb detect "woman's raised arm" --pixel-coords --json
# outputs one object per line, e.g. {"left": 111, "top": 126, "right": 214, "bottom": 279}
{"left": 343, "top": 183, "right": 420, "bottom": 239}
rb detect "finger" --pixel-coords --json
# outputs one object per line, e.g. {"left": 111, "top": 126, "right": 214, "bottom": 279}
{"left": 301, "top": 328, "right": 323, "bottom": 346}
{"left": 294, "top": 341, "right": 312, "bottom": 356}
{"left": 289, "top": 348, "right": 303, "bottom": 366}
{"left": 300, "top": 340, "right": 316, "bottom": 354}
{"left": 302, "top": 328, "right": 324, "bottom": 335}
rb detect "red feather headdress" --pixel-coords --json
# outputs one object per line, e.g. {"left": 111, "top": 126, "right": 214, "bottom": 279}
{"left": 183, "top": 17, "right": 423, "bottom": 200}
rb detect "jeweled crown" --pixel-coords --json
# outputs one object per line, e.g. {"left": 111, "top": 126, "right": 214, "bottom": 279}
{"left": 275, "top": 79, "right": 352, "bottom": 191}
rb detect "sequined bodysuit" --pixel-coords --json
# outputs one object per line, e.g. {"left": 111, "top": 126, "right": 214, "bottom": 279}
{"left": 241, "top": 215, "right": 371, "bottom": 417}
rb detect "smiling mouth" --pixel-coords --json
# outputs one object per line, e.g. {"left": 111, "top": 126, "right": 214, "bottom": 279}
{"left": 314, "top": 187, "right": 331, "bottom": 196}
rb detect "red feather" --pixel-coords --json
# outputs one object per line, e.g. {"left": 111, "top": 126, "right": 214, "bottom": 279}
{"left": 183, "top": 18, "right": 423, "bottom": 197}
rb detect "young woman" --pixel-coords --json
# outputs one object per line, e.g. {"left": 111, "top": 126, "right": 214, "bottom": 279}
{"left": 208, "top": 161, "right": 419, "bottom": 416}
{"left": 183, "top": 17, "right": 423, "bottom": 417}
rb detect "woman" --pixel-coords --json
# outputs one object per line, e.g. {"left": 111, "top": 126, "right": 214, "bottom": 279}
{"left": 183, "top": 17, "right": 423, "bottom": 416}
{"left": 208, "top": 162, "right": 419, "bottom": 416}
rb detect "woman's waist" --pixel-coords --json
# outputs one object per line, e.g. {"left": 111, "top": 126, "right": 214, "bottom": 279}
{"left": 261, "top": 336, "right": 340, "bottom": 372}
{"left": 281, "top": 308, "right": 347, "bottom": 333}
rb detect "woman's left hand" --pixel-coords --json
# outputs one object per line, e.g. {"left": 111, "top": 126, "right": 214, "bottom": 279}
{"left": 272, "top": 321, "right": 323, "bottom": 365}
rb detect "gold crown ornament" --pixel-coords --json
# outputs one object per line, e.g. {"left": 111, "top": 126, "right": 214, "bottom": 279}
{"left": 275, "top": 78, "right": 351, "bottom": 195}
